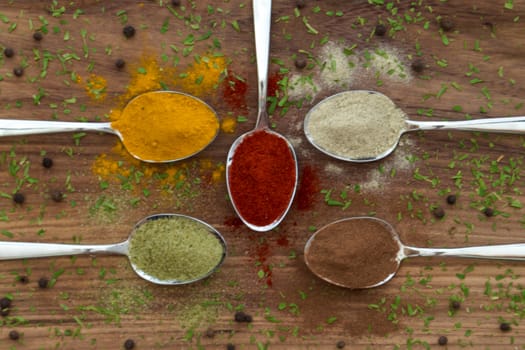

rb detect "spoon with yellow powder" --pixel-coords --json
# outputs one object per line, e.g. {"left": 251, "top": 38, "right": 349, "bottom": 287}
{"left": 0, "top": 213, "right": 227, "bottom": 285}
{"left": 0, "top": 91, "right": 220, "bottom": 163}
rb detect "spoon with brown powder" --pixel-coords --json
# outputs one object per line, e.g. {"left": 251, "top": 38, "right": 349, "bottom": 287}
{"left": 0, "top": 91, "right": 220, "bottom": 163}
{"left": 0, "top": 213, "right": 227, "bottom": 285}
{"left": 304, "top": 216, "right": 525, "bottom": 289}
{"left": 304, "top": 90, "right": 525, "bottom": 163}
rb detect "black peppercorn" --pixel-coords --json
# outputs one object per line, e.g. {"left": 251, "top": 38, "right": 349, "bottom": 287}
{"left": 0, "top": 307, "right": 10, "bottom": 317}
{"left": 4, "top": 47, "right": 14, "bottom": 58}
{"left": 33, "top": 32, "right": 43, "bottom": 41}
{"left": 450, "top": 300, "right": 461, "bottom": 310}
{"left": 446, "top": 194, "right": 456, "bottom": 205}
{"left": 115, "top": 58, "right": 126, "bottom": 69}
{"left": 226, "top": 344, "right": 235, "bottom": 350}
{"left": 172, "top": 0, "right": 181, "bottom": 5}
{"left": 13, "top": 67, "right": 24, "bottom": 77}
{"left": 51, "top": 190, "right": 64, "bottom": 203}
{"left": 13, "top": 192, "right": 25, "bottom": 204}
{"left": 483, "top": 207, "right": 494, "bottom": 217}
{"left": 439, "top": 17, "right": 455, "bottom": 32}
{"left": 375, "top": 24, "right": 387, "bottom": 36}
{"left": 437, "top": 335, "right": 448, "bottom": 346}
{"left": 42, "top": 157, "right": 53, "bottom": 168}
{"left": 296, "top": 0, "right": 306, "bottom": 9}
{"left": 18, "top": 275, "right": 28, "bottom": 284}
{"left": 294, "top": 57, "right": 307, "bottom": 70}
{"left": 234, "top": 311, "right": 252, "bottom": 323}
{"left": 205, "top": 328, "right": 215, "bottom": 338}
{"left": 500, "top": 322, "right": 511, "bottom": 332}
{"left": 432, "top": 206, "right": 445, "bottom": 219}
{"left": 0, "top": 297, "right": 11, "bottom": 309}
{"left": 38, "top": 277, "right": 49, "bottom": 289}
{"left": 8, "top": 330, "right": 19, "bottom": 340}
{"left": 122, "top": 25, "right": 136, "bottom": 38}
{"left": 411, "top": 59, "right": 424, "bottom": 73}
{"left": 336, "top": 340, "right": 346, "bottom": 348}
{"left": 124, "top": 338, "right": 135, "bottom": 349}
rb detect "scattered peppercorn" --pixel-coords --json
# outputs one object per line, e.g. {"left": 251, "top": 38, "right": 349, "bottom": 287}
{"left": 437, "top": 335, "right": 448, "bottom": 346}
{"left": 294, "top": 57, "right": 307, "bottom": 70}
{"left": 205, "top": 328, "right": 215, "bottom": 338}
{"left": 500, "top": 322, "right": 511, "bottom": 332}
{"left": 446, "top": 194, "right": 456, "bottom": 205}
{"left": 0, "top": 307, "right": 9, "bottom": 317}
{"left": 483, "top": 207, "right": 494, "bottom": 217}
{"left": 234, "top": 311, "right": 253, "bottom": 323}
{"left": 115, "top": 58, "right": 126, "bottom": 69}
{"left": 411, "top": 59, "right": 424, "bottom": 73}
{"left": 0, "top": 297, "right": 11, "bottom": 309}
{"left": 439, "top": 17, "right": 455, "bottom": 32}
{"left": 296, "top": 0, "right": 306, "bottom": 9}
{"left": 13, "top": 67, "right": 24, "bottom": 77}
{"left": 123, "top": 25, "right": 136, "bottom": 38}
{"left": 375, "top": 23, "right": 387, "bottom": 36}
{"left": 18, "top": 275, "right": 28, "bottom": 284}
{"left": 13, "top": 192, "right": 25, "bottom": 204}
{"left": 38, "top": 277, "right": 49, "bottom": 289}
{"left": 171, "top": 0, "right": 181, "bottom": 5}
{"left": 336, "top": 340, "right": 346, "bottom": 348}
{"left": 8, "top": 330, "right": 19, "bottom": 340}
{"left": 226, "top": 344, "right": 235, "bottom": 350}
{"left": 450, "top": 300, "right": 461, "bottom": 310}
{"left": 124, "top": 339, "right": 135, "bottom": 349}
{"left": 42, "top": 157, "right": 53, "bottom": 168}
{"left": 4, "top": 47, "right": 14, "bottom": 58}
{"left": 432, "top": 206, "right": 445, "bottom": 219}
{"left": 51, "top": 190, "right": 64, "bottom": 203}
{"left": 33, "top": 32, "right": 43, "bottom": 41}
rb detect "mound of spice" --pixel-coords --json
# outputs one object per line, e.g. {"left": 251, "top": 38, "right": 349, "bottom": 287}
{"left": 304, "top": 91, "right": 407, "bottom": 160}
{"left": 304, "top": 217, "right": 400, "bottom": 289}
{"left": 228, "top": 129, "right": 296, "bottom": 228}
{"left": 128, "top": 216, "right": 225, "bottom": 282}
{"left": 110, "top": 92, "right": 219, "bottom": 162}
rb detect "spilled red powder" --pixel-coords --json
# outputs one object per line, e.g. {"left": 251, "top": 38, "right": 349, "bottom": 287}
{"left": 222, "top": 72, "right": 248, "bottom": 111}
{"left": 267, "top": 72, "right": 283, "bottom": 97}
{"left": 223, "top": 216, "right": 243, "bottom": 229}
{"left": 296, "top": 164, "right": 320, "bottom": 211}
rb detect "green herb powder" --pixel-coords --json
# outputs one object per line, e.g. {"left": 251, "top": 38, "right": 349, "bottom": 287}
{"left": 128, "top": 216, "right": 224, "bottom": 282}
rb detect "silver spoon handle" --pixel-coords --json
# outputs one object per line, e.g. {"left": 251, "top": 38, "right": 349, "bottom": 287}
{"left": 406, "top": 116, "right": 525, "bottom": 133}
{"left": 0, "top": 119, "right": 115, "bottom": 137}
{"left": 253, "top": 0, "right": 271, "bottom": 128}
{"left": 0, "top": 241, "right": 127, "bottom": 260}
{"left": 406, "top": 243, "right": 525, "bottom": 260}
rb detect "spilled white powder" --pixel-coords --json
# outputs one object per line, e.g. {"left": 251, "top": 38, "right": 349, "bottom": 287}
{"left": 362, "top": 46, "right": 412, "bottom": 83}
{"left": 318, "top": 41, "right": 358, "bottom": 90}
{"left": 287, "top": 74, "right": 320, "bottom": 102}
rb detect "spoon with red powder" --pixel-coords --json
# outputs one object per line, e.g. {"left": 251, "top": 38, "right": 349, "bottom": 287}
{"left": 225, "top": 0, "right": 298, "bottom": 232}
{"left": 304, "top": 216, "right": 525, "bottom": 289}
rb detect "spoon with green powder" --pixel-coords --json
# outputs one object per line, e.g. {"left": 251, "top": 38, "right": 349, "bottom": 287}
{"left": 0, "top": 214, "right": 227, "bottom": 285}
{"left": 0, "top": 91, "right": 220, "bottom": 163}
{"left": 305, "top": 216, "right": 525, "bottom": 289}
{"left": 304, "top": 90, "right": 525, "bottom": 162}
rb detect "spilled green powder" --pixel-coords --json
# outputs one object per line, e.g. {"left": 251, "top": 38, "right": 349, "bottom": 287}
{"left": 128, "top": 216, "right": 224, "bottom": 282}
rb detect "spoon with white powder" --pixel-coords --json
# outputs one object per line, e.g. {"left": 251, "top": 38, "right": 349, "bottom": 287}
{"left": 304, "top": 90, "right": 525, "bottom": 162}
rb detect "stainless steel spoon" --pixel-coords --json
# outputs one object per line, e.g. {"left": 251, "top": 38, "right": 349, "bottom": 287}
{"left": 225, "top": 0, "right": 298, "bottom": 232}
{"left": 0, "top": 213, "right": 227, "bottom": 285}
{"left": 305, "top": 216, "right": 525, "bottom": 289}
{"left": 0, "top": 91, "right": 219, "bottom": 163}
{"left": 304, "top": 90, "right": 525, "bottom": 163}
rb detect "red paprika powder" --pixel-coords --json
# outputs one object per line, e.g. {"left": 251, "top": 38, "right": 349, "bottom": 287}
{"left": 228, "top": 129, "right": 296, "bottom": 227}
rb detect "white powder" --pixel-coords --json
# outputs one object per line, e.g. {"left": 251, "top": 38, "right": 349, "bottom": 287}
{"left": 318, "top": 41, "right": 358, "bottom": 90}
{"left": 362, "top": 46, "right": 412, "bottom": 83}
{"left": 304, "top": 90, "right": 408, "bottom": 160}
{"left": 287, "top": 74, "right": 321, "bottom": 102}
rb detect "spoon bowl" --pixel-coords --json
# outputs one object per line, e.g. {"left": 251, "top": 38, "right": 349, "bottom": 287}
{"left": 305, "top": 216, "right": 525, "bottom": 289}
{"left": 304, "top": 90, "right": 525, "bottom": 162}
{"left": 0, "top": 213, "right": 227, "bottom": 285}
{"left": 0, "top": 91, "right": 220, "bottom": 163}
{"left": 225, "top": 0, "right": 298, "bottom": 232}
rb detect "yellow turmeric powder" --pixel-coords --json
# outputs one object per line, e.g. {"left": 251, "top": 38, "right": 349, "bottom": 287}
{"left": 110, "top": 91, "right": 219, "bottom": 162}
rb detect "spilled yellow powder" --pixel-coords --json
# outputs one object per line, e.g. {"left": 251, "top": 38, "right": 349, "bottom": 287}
{"left": 84, "top": 74, "right": 108, "bottom": 101}
{"left": 180, "top": 55, "right": 227, "bottom": 97}
{"left": 221, "top": 116, "right": 237, "bottom": 133}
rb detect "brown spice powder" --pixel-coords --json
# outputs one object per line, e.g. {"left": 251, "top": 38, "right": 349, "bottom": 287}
{"left": 304, "top": 217, "right": 400, "bottom": 289}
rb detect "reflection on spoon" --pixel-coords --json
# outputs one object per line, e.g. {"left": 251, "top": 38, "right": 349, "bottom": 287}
{"left": 0, "top": 213, "right": 227, "bottom": 285}
{"left": 0, "top": 91, "right": 220, "bottom": 163}
{"left": 304, "top": 216, "right": 525, "bottom": 289}
{"left": 304, "top": 90, "right": 525, "bottom": 162}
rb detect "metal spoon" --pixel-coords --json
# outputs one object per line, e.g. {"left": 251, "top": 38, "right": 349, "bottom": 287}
{"left": 305, "top": 216, "right": 525, "bottom": 289}
{"left": 225, "top": 0, "right": 298, "bottom": 232}
{"left": 304, "top": 90, "right": 525, "bottom": 163}
{"left": 0, "top": 91, "right": 219, "bottom": 163}
{"left": 0, "top": 213, "right": 227, "bottom": 285}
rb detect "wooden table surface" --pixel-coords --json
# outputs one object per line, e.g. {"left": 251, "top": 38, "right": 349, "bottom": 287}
{"left": 1, "top": 1, "right": 525, "bottom": 349}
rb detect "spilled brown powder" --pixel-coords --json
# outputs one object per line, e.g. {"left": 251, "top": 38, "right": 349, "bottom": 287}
{"left": 304, "top": 217, "right": 400, "bottom": 289}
